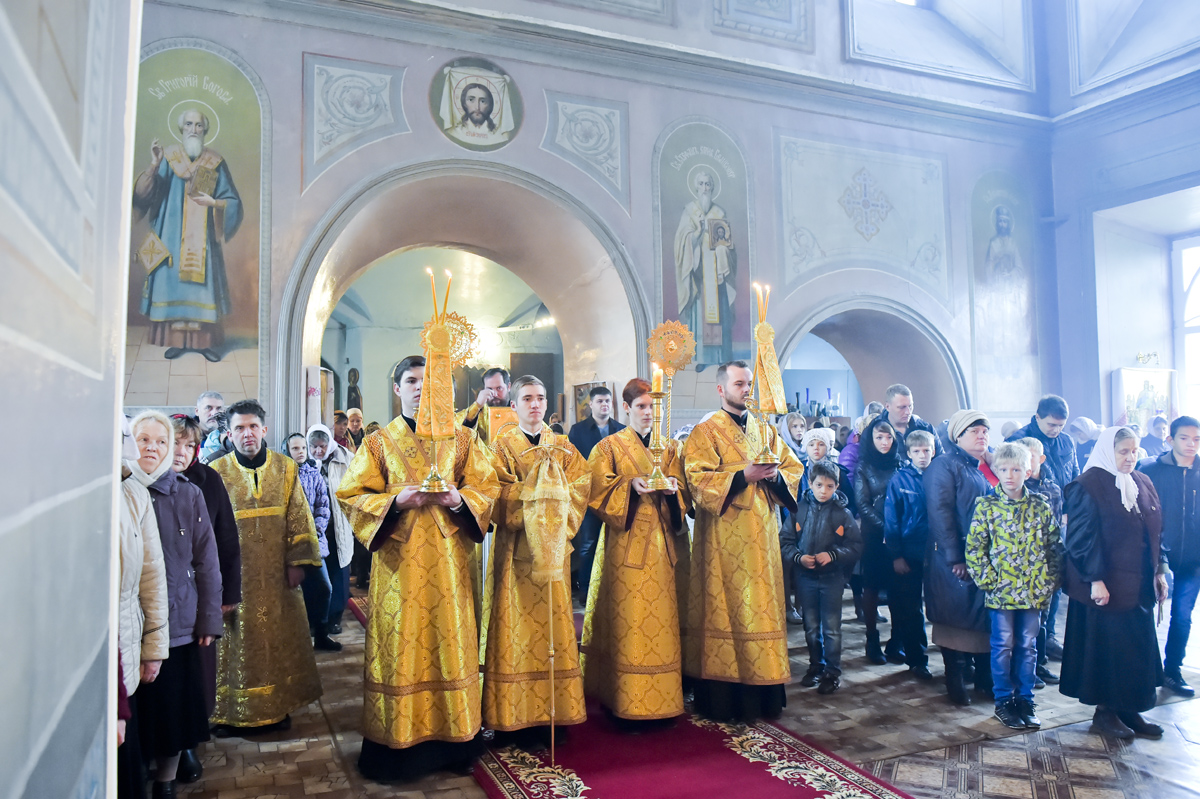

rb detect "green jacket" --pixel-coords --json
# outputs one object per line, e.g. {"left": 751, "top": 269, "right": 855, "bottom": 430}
{"left": 966, "top": 488, "right": 1063, "bottom": 610}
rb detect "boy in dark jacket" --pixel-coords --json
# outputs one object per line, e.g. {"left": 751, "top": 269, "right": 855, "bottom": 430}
{"left": 782, "top": 461, "right": 862, "bottom": 694}
{"left": 884, "top": 430, "right": 936, "bottom": 680}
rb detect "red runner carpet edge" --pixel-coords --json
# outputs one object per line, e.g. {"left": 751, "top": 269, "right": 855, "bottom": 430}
{"left": 473, "top": 701, "right": 915, "bottom": 799}
{"left": 348, "top": 596, "right": 368, "bottom": 628}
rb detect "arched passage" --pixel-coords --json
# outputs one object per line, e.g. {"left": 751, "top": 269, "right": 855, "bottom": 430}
{"left": 779, "top": 299, "right": 969, "bottom": 426}
{"left": 277, "top": 162, "right": 649, "bottom": 432}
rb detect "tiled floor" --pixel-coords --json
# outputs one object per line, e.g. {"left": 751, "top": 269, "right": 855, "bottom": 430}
{"left": 176, "top": 597, "right": 1200, "bottom": 799}
{"left": 124, "top": 325, "right": 258, "bottom": 408}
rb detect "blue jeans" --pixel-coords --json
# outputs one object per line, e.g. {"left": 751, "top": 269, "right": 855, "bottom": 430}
{"left": 990, "top": 608, "right": 1040, "bottom": 703}
{"left": 796, "top": 570, "right": 845, "bottom": 677}
{"left": 301, "top": 560, "right": 332, "bottom": 635}
{"left": 1165, "top": 565, "right": 1200, "bottom": 675}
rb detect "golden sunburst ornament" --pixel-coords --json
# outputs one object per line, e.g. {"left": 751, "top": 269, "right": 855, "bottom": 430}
{"left": 647, "top": 319, "right": 696, "bottom": 375}
{"left": 421, "top": 311, "right": 478, "bottom": 367}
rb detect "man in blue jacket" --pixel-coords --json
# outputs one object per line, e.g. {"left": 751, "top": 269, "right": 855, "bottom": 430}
{"left": 568, "top": 385, "right": 626, "bottom": 597}
{"left": 875, "top": 384, "right": 941, "bottom": 457}
{"left": 1139, "top": 415, "right": 1200, "bottom": 697}
{"left": 1006, "top": 395, "right": 1079, "bottom": 494}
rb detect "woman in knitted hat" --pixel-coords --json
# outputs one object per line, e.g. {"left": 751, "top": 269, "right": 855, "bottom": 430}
{"left": 924, "top": 409, "right": 995, "bottom": 706}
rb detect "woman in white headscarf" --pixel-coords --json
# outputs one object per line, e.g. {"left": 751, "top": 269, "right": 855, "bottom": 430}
{"left": 1060, "top": 426, "right": 1168, "bottom": 740}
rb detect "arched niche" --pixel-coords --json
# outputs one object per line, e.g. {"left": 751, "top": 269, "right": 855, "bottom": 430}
{"left": 277, "top": 162, "right": 648, "bottom": 432}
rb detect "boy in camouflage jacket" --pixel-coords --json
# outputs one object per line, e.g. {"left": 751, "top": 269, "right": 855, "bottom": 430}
{"left": 967, "top": 442, "right": 1063, "bottom": 731}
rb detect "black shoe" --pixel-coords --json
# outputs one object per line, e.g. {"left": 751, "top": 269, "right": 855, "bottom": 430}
{"left": 1046, "top": 637, "right": 1064, "bottom": 661}
{"left": 817, "top": 675, "right": 840, "bottom": 695}
{"left": 199, "top": 348, "right": 222, "bottom": 362}
{"left": 1092, "top": 708, "right": 1135, "bottom": 740}
{"left": 1164, "top": 673, "right": 1196, "bottom": 697}
{"left": 1036, "top": 665, "right": 1060, "bottom": 685}
{"left": 800, "top": 665, "right": 824, "bottom": 687}
{"left": 787, "top": 606, "right": 803, "bottom": 626}
{"left": 1016, "top": 698, "right": 1041, "bottom": 729}
{"left": 1117, "top": 711, "right": 1164, "bottom": 739}
{"left": 177, "top": 748, "right": 202, "bottom": 783}
{"left": 876, "top": 613, "right": 888, "bottom": 624}
{"left": 163, "top": 347, "right": 186, "bottom": 360}
{"left": 1034, "top": 675, "right": 1046, "bottom": 690}
{"left": 865, "top": 632, "right": 886, "bottom": 665}
{"left": 994, "top": 699, "right": 1025, "bottom": 729}
{"left": 909, "top": 665, "right": 933, "bottom": 681}
{"left": 314, "top": 635, "right": 343, "bottom": 652}
{"left": 884, "top": 640, "right": 905, "bottom": 665}
{"left": 975, "top": 684, "right": 995, "bottom": 700}
{"left": 211, "top": 724, "right": 236, "bottom": 738}
{"left": 152, "top": 780, "right": 177, "bottom": 799}
{"left": 329, "top": 622, "right": 342, "bottom": 635}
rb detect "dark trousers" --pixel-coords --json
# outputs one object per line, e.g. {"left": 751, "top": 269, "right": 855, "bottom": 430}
{"left": 797, "top": 570, "right": 845, "bottom": 676}
{"left": 575, "top": 511, "right": 603, "bottom": 593}
{"left": 301, "top": 559, "right": 332, "bottom": 635}
{"left": 889, "top": 562, "right": 928, "bottom": 668}
{"left": 351, "top": 539, "right": 371, "bottom": 588}
{"left": 1165, "top": 565, "right": 1200, "bottom": 675}
{"left": 326, "top": 530, "right": 349, "bottom": 627}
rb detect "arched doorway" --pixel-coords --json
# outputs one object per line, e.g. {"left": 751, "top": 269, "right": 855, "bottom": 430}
{"left": 277, "top": 163, "right": 648, "bottom": 433}
{"left": 779, "top": 300, "right": 969, "bottom": 428}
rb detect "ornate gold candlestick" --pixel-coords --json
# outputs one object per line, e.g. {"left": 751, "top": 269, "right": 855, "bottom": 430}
{"left": 645, "top": 390, "right": 673, "bottom": 490}
{"left": 744, "top": 397, "right": 780, "bottom": 466}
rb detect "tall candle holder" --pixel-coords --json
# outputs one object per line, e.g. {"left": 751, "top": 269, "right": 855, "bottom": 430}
{"left": 645, "top": 390, "right": 673, "bottom": 490}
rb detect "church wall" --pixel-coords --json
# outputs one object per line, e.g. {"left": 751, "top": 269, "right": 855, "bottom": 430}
{"left": 0, "top": 0, "right": 141, "bottom": 796}
{"left": 137, "top": 0, "right": 1058, "bottom": 429}
{"left": 1050, "top": 75, "right": 1200, "bottom": 423}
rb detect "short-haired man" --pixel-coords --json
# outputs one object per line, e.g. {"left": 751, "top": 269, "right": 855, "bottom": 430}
{"left": 875, "top": 384, "right": 940, "bottom": 457}
{"left": 209, "top": 400, "right": 323, "bottom": 732}
{"left": 484, "top": 375, "right": 591, "bottom": 745}
{"left": 337, "top": 356, "right": 500, "bottom": 780}
{"left": 195, "top": 391, "right": 225, "bottom": 435}
{"left": 1006, "top": 395, "right": 1079, "bottom": 491}
{"left": 459, "top": 366, "right": 511, "bottom": 444}
{"left": 1139, "top": 416, "right": 1200, "bottom": 697}
{"left": 568, "top": 385, "right": 626, "bottom": 596}
{"left": 682, "top": 360, "right": 804, "bottom": 721}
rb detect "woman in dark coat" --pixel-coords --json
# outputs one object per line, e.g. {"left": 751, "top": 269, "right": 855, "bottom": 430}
{"left": 170, "top": 414, "right": 242, "bottom": 783}
{"left": 923, "top": 409, "right": 994, "bottom": 705}
{"left": 1060, "top": 426, "right": 1168, "bottom": 739}
{"left": 129, "top": 411, "right": 223, "bottom": 799}
{"left": 855, "top": 419, "right": 903, "bottom": 664}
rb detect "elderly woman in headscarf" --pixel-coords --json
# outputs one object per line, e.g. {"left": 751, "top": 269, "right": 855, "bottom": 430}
{"left": 1060, "top": 426, "right": 1168, "bottom": 739}
{"left": 1068, "top": 417, "right": 1100, "bottom": 462}
{"left": 855, "top": 417, "right": 904, "bottom": 664}
{"left": 924, "top": 409, "right": 995, "bottom": 705}
{"left": 127, "top": 410, "right": 223, "bottom": 799}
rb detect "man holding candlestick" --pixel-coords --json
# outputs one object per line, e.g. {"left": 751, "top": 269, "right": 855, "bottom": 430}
{"left": 581, "top": 378, "right": 692, "bottom": 727}
{"left": 682, "top": 360, "right": 804, "bottom": 722}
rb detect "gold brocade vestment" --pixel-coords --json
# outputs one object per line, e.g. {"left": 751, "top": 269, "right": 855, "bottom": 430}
{"left": 483, "top": 425, "right": 590, "bottom": 731}
{"left": 210, "top": 450, "right": 323, "bottom": 727}
{"left": 581, "top": 428, "right": 692, "bottom": 720}
{"left": 336, "top": 420, "right": 499, "bottom": 749}
{"left": 681, "top": 411, "right": 803, "bottom": 686}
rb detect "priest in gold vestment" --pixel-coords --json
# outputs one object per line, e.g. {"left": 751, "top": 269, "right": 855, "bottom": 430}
{"left": 483, "top": 375, "right": 591, "bottom": 746}
{"left": 210, "top": 399, "right": 323, "bottom": 731}
{"left": 682, "top": 361, "right": 803, "bottom": 722}
{"left": 581, "top": 378, "right": 692, "bottom": 726}
{"left": 337, "top": 356, "right": 500, "bottom": 781}
{"left": 456, "top": 366, "right": 513, "bottom": 444}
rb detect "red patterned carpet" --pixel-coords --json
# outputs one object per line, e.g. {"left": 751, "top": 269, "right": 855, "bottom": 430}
{"left": 473, "top": 704, "right": 914, "bottom": 799}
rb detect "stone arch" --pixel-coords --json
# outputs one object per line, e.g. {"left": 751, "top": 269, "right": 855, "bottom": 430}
{"left": 276, "top": 160, "right": 650, "bottom": 432}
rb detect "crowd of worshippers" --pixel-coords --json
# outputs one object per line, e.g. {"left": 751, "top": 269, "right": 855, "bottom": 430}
{"left": 113, "top": 361, "right": 1200, "bottom": 795}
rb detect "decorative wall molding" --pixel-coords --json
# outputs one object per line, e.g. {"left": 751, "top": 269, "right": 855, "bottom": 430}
{"left": 541, "top": 91, "right": 629, "bottom": 212}
{"left": 529, "top": 0, "right": 673, "bottom": 24}
{"left": 1066, "top": 0, "right": 1200, "bottom": 95}
{"left": 846, "top": 0, "right": 1034, "bottom": 92}
{"left": 304, "top": 54, "right": 408, "bottom": 188}
{"left": 711, "top": 0, "right": 813, "bottom": 52}
{"left": 777, "top": 131, "right": 950, "bottom": 300}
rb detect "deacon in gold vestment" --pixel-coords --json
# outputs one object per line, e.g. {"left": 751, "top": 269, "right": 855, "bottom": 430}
{"left": 483, "top": 375, "right": 591, "bottom": 742}
{"left": 210, "top": 400, "right": 323, "bottom": 730}
{"left": 456, "top": 366, "right": 514, "bottom": 444}
{"left": 581, "top": 379, "right": 692, "bottom": 724}
{"left": 682, "top": 361, "right": 803, "bottom": 722}
{"left": 337, "top": 356, "right": 501, "bottom": 782}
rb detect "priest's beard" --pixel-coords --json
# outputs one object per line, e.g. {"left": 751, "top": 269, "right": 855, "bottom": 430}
{"left": 697, "top": 190, "right": 713, "bottom": 215}
{"left": 183, "top": 133, "right": 205, "bottom": 160}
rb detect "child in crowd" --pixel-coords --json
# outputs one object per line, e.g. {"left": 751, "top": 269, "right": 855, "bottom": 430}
{"left": 883, "top": 430, "right": 936, "bottom": 680}
{"left": 1019, "top": 436, "right": 1064, "bottom": 687}
{"left": 966, "top": 443, "right": 1062, "bottom": 731}
{"left": 781, "top": 461, "right": 862, "bottom": 695}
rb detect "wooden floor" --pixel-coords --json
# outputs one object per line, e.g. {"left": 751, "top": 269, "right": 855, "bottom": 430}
{"left": 176, "top": 597, "right": 1200, "bottom": 799}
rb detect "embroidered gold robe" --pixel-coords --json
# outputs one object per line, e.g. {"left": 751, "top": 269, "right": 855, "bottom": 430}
{"left": 681, "top": 411, "right": 803, "bottom": 686}
{"left": 210, "top": 450, "right": 323, "bottom": 726}
{"left": 581, "top": 428, "right": 692, "bottom": 719}
{"left": 336, "top": 419, "right": 499, "bottom": 749}
{"left": 483, "top": 425, "right": 590, "bottom": 731}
